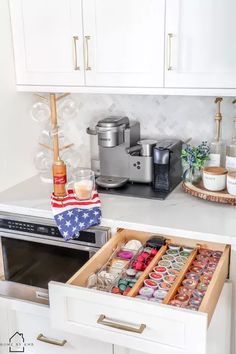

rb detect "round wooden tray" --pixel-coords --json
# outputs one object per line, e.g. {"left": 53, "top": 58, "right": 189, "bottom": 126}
{"left": 182, "top": 181, "right": 236, "bottom": 206}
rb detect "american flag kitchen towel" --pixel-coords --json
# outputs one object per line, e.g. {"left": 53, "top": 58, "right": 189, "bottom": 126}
{"left": 51, "top": 189, "right": 102, "bottom": 241}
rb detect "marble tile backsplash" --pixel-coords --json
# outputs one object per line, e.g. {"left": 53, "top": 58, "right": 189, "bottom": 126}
{"left": 63, "top": 95, "right": 235, "bottom": 167}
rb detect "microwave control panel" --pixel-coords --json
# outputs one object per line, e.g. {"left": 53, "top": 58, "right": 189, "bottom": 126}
{"left": 0, "top": 218, "right": 96, "bottom": 243}
{"left": 0, "top": 218, "right": 61, "bottom": 236}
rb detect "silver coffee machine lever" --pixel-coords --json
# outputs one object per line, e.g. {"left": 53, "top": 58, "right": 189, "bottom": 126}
{"left": 126, "top": 145, "right": 142, "bottom": 154}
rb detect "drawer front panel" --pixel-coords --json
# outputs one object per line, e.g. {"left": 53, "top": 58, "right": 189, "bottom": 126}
{"left": 49, "top": 283, "right": 207, "bottom": 354}
{"left": 49, "top": 229, "right": 230, "bottom": 354}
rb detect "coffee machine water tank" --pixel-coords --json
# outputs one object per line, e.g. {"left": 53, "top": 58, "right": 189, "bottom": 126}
{"left": 96, "top": 116, "right": 129, "bottom": 148}
{"left": 153, "top": 140, "right": 182, "bottom": 192}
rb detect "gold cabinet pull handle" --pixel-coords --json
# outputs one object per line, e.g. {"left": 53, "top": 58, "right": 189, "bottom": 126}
{"left": 37, "top": 334, "right": 67, "bottom": 347}
{"left": 85, "top": 35, "right": 92, "bottom": 71}
{"left": 73, "top": 36, "right": 80, "bottom": 70}
{"left": 167, "top": 33, "right": 173, "bottom": 71}
{"left": 97, "top": 314, "right": 146, "bottom": 334}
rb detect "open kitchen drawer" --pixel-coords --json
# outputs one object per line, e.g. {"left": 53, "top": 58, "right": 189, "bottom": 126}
{"left": 49, "top": 229, "right": 230, "bottom": 354}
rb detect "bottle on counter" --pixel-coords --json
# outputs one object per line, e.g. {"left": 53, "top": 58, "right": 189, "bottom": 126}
{"left": 53, "top": 159, "right": 67, "bottom": 198}
{"left": 226, "top": 100, "right": 236, "bottom": 172}
{"left": 208, "top": 97, "right": 226, "bottom": 167}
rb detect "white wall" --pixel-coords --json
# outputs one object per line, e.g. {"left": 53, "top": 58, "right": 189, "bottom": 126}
{"left": 63, "top": 94, "right": 235, "bottom": 168}
{"left": 0, "top": 0, "right": 39, "bottom": 192}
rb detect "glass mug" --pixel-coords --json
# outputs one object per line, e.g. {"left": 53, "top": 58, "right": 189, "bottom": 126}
{"left": 67, "top": 169, "right": 95, "bottom": 200}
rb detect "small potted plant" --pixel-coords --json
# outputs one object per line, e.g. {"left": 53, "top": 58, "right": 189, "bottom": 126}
{"left": 181, "top": 141, "right": 210, "bottom": 184}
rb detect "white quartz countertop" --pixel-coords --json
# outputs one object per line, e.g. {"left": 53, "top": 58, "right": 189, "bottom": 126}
{"left": 0, "top": 175, "right": 235, "bottom": 245}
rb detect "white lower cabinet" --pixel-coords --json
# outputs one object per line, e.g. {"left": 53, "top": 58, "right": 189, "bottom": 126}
{"left": 0, "top": 297, "right": 112, "bottom": 354}
{"left": 113, "top": 282, "right": 232, "bottom": 354}
{"left": 49, "top": 229, "right": 232, "bottom": 354}
{"left": 114, "top": 348, "right": 146, "bottom": 354}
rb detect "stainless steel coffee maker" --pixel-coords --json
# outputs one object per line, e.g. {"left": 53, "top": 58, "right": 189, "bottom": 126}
{"left": 94, "top": 116, "right": 141, "bottom": 188}
{"left": 87, "top": 116, "right": 182, "bottom": 199}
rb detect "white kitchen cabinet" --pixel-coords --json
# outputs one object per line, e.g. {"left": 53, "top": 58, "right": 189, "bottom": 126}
{"left": 10, "top": 0, "right": 165, "bottom": 89}
{"left": 49, "top": 229, "right": 232, "bottom": 354}
{"left": 114, "top": 348, "right": 146, "bottom": 354}
{"left": 82, "top": 0, "right": 165, "bottom": 87}
{"left": 165, "top": 0, "right": 236, "bottom": 88}
{"left": 9, "top": 0, "right": 236, "bottom": 93}
{"left": 0, "top": 297, "right": 112, "bottom": 354}
{"left": 9, "top": 0, "right": 85, "bottom": 86}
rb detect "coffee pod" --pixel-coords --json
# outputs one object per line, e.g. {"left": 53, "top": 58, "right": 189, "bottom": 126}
{"left": 158, "top": 260, "right": 172, "bottom": 268}
{"left": 153, "top": 289, "right": 168, "bottom": 300}
{"left": 182, "top": 246, "right": 194, "bottom": 253}
{"left": 189, "top": 297, "right": 202, "bottom": 307}
{"left": 203, "top": 167, "right": 227, "bottom": 191}
{"left": 117, "top": 250, "right": 134, "bottom": 260}
{"left": 126, "top": 268, "right": 137, "bottom": 277}
{"left": 168, "top": 244, "right": 181, "bottom": 251}
{"left": 164, "top": 275, "right": 176, "bottom": 284}
{"left": 178, "top": 286, "right": 193, "bottom": 297}
{"left": 149, "top": 272, "right": 163, "bottom": 282}
{"left": 174, "top": 293, "right": 190, "bottom": 306}
{"left": 193, "top": 260, "right": 207, "bottom": 269}
{"left": 212, "top": 251, "right": 222, "bottom": 259}
{"left": 172, "top": 263, "right": 183, "bottom": 271}
{"left": 166, "top": 249, "right": 179, "bottom": 256}
{"left": 139, "top": 286, "right": 154, "bottom": 298}
{"left": 192, "top": 289, "right": 205, "bottom": 299}
{"left": 198, "top": 249, "right": 212, "bottom": 257}
{"left": 207, "top": 262, "right": 217, "bottom": 271}
{"left": 175, "top": 256, "right": 187, "bottom": 264}
{"left": 180, "top": 251, "right": 190, "bottom": 258}
{"left": 197, "top": 282, "right": 208, "bottom": 292}
{"left": 200, "top": 274, "right": 212, "bottom": 285}
{"left": 189, "top": 266, "right": 203, "bottom": 275}
{"left": 162, "top": 254, "right": 175, "bottom": 262}
{"left": 144, "top": 279, "right": 159, "bottom": 289}
{"left": 182, "top": 278, "right": 198, "bottom": 290}
{"left": 186, "top": 272, "right": 200, "bottom": 281}
{"left": 168, "top": 269, "right": 179, "bottom": 277}
{"left": 153, "top": 266, "right": 168, "bottom": 275}
{"left": 169, "top": 300, "right": 183, "bottom": 307}
{"left": 123, "top": 240, "right": 142, "bottom": 252}
{"left": 159, "top": 281, "right": 171, "bottom": 290}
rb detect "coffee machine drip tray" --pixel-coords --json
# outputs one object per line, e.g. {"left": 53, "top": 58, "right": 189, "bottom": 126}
{"left": 96, "top": 176, "right": 129, "bottom": 189}
{"left": 96, "top": 179, "right": 176, "bottom": 200}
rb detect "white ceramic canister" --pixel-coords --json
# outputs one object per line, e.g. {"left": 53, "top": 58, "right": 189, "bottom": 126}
{"left": 227, "top": 172, "right": 236, "bottom": 196}
{"left": 202, "top": 167, "right": 228, "bottom": 191}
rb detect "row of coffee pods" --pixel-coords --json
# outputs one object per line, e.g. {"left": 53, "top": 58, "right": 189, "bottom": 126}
{"left": 170, "top": 249, "right": 222, "bottom": 310}
{"left": 135, "top": 244, "right": 193, "bottom": 302}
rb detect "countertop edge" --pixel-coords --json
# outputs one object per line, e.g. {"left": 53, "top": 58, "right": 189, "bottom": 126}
{"left": 0, "top": 204, "right": 234, "bottom": 246}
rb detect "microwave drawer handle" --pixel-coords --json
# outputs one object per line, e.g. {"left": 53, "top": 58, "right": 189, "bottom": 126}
{"left": 97, "top": 314, "right": 146, "bottom": 334}
{"left": 37, "top": 334, "right": 67, "bottom": 346}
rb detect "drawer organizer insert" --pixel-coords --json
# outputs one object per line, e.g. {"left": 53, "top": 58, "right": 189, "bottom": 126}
{"left": 67, "top": 229, "right": 230, "bottom": 324}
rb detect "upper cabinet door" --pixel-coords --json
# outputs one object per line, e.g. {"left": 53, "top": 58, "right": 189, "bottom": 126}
{"left": 165, "top": 0, "right": 236, "bottom": 88}
{"left": 82, "top": 0, "right": 165, "bottom": 87}
{"left": 9, "top": 0, "right": 85, "bottom": 86}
